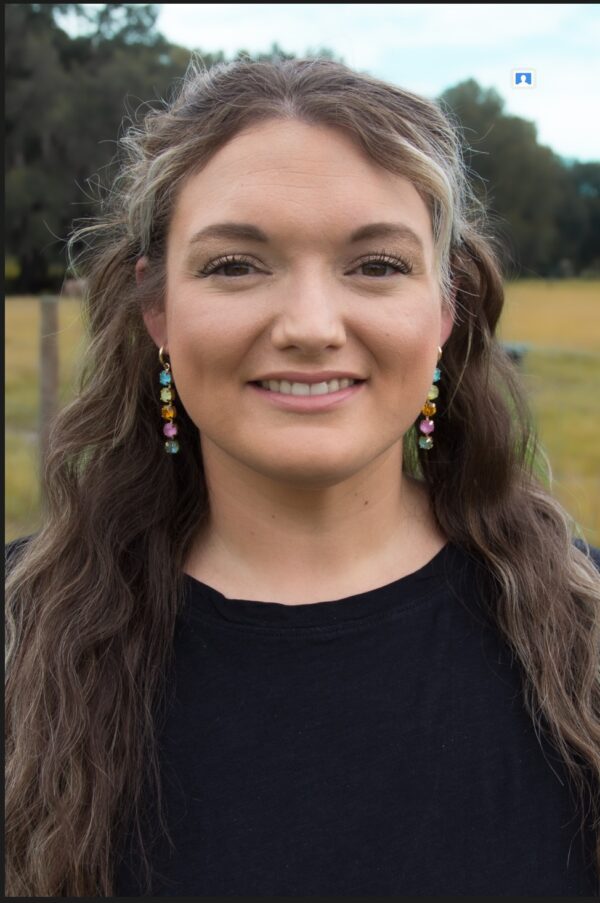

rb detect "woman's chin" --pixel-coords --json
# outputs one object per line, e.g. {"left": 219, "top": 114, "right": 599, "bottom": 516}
{"left": 250, "top": 453, "right": 367, "bottom": 489}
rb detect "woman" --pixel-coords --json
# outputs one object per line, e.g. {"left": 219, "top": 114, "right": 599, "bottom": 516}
{"left": 5, "top": 56, "right": 600, "bottom": 897}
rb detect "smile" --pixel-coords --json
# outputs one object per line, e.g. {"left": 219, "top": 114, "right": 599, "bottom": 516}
{"left": 258, "top": 378, "right": 359, "bottom": 396}
{"left": 248, "top": 379, "right": 366, "bottom": 412}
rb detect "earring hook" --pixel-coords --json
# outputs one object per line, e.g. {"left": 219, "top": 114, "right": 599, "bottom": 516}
{"left": 159, "top": 346, "right": 170, "bottom": 371}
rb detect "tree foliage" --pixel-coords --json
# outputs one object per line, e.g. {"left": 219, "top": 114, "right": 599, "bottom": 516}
{"left": 5, "top": 5, "right": 598, "bottom": 290}
{"left": 438, "top": 79, "right": 599, "bottom": 277}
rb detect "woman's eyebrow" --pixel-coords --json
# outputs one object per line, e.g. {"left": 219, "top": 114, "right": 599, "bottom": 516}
{"left": 187, "top": 221, "right": 425, "bottom": 253}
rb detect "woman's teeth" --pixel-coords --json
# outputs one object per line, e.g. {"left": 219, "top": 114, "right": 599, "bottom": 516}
{"left": 259, "top": 378, "right": 357, "bottom": 396}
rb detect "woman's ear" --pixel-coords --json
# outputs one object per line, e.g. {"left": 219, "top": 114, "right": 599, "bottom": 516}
{"left": 136, "top": 256, "right": 168, "bottom": 350}
{"left": 135, "top": 256, "right": 148, "bottom": 288}
{"left": 439, "top": 282, "right": 457, "bottom": 348}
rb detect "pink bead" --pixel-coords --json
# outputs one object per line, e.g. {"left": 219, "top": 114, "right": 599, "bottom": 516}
{"left": 419, "top": 418, "right": 434, "bottom": 435}
{"left": 163, "top": 422, "right": 178, "bottom": 438}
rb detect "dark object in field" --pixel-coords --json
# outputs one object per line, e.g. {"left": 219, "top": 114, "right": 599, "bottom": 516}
{"left": 502, "top": 341, "right": 529, "bottom": 366}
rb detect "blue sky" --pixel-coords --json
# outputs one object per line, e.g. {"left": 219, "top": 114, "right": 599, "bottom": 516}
{"left": 152, "top": 3, "right": 600, "bottom": 162}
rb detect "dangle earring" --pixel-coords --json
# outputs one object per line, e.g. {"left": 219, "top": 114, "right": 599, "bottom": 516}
{"left": 158, "top": 346, "right": 180, "bottom": 454}
{"left": 418, "top": 346, "right": 442, "bottom": 451}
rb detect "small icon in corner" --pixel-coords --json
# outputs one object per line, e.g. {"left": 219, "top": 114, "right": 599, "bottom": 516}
{"left": 512, "top": 69, "right": 535, "bottom": 88}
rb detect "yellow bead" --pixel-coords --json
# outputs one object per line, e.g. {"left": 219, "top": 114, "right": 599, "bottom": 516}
{"left": 160, "top": 387, "right": 175, "bottom": 403}
{"left": 427, "top": 385, "right": 439, "bottom": 401}
{"left": 161, "top": 404, "right": 177, "bottom": 420}
{"left": 422, "top": 400, "right": 436, "bottom": 417}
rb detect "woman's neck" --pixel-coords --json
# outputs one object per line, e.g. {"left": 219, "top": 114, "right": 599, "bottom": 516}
{"left": 184, "top": 441, "right": 447, "bottom": 604}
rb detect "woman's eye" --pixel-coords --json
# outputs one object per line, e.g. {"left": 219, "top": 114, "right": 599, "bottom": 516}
{"left": 200, "top": 256, "right": 258, "bottom": 277}
{"left": 354, "top": 256, "right": 413, "bottom": 277}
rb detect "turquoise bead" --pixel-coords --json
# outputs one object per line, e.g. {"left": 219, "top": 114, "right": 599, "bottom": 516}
{"left": 164, "top": 440, "right": 180, "bottom": 454}
{"left": 159, "top": 370, "right": 172, "bottom": 386}
{"left": 418, "top": 435, "right": 433, "bottom": 450}
{"left": 433, "top": 367, "right": 441, "bottom": 383}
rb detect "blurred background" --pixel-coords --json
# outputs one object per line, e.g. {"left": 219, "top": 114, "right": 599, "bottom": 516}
{"left": 5, "top": 3, "right": 600, "bottom": 544}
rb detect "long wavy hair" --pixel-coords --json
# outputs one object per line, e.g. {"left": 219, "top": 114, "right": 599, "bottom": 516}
{"left": 6, "top": 56, "right": 600, "bottom": 897}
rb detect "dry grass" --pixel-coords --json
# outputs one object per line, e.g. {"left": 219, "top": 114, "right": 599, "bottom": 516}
{"left": 5, "top": 282, "right": 600, "bottom": 546}
{"left": 498, "top": 279, "right": 600, "bottom": 545}
{"left": 499, "top": 279, "right": 600, "bottom": 351}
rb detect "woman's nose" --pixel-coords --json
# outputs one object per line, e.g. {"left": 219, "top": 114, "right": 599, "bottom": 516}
{"left": 269, "top": 276, "right": 347, "bottom": 352}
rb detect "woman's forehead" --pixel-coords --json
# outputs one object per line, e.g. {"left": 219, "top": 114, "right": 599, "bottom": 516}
{"left": 170, "top": 120, "right": 434, "bottom": 249}
{"left": 179, "top": 118, "right": 415, "bottom": 191}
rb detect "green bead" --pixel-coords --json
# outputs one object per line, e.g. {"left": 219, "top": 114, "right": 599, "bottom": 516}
{"left": 427, "top": 385, "right": 439, "bottom": 401}
{"left": 418, "top": 436, "right": 433, "bottom": 450}
{"left": 164, "top": 440, "right": 180, "bottom": 454}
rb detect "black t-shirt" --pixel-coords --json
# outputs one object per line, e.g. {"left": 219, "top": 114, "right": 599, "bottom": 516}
{"left": 113, "top": 540, "right": 599, "bottom": 897}
{"left": 6, "top": 537, "right": 600, "bottom": 896}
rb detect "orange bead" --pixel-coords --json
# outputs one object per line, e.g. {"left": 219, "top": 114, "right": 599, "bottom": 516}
{"left": 161, "top": 404, "right": 177, "bottom": 420}
{"left": 422, "top": 401, "right": 436, "bottom": 417}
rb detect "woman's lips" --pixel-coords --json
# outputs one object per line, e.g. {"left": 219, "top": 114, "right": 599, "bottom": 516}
{"left": 247, "top": 380, "right": 366, "bottom": 411}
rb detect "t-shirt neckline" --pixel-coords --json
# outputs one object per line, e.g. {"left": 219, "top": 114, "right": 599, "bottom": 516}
{"left": 182, "top": 541, "right": 460, "bottom": 629}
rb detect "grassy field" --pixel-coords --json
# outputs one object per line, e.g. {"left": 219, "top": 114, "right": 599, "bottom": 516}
{"left": 5, "top": 280, "right": 600, "bottom": 546}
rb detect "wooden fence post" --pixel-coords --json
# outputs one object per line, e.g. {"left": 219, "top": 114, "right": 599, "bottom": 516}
{"left": 39, "top": 294, "right": 59, "bottom": 469}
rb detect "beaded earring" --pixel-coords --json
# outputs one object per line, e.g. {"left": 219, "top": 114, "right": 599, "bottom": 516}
{"left": 418, "top": 346, "right": 442, "bottom": 451}
{"left": 158, "top": 346, "right": 180, "bottom": 454}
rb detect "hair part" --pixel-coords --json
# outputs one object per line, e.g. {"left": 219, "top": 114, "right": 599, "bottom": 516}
{"left": 6, "top": 55, "right": 600, "bottom": 895}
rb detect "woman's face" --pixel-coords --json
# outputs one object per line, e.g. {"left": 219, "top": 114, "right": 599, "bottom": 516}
{"left": 142, "top": 118, "right": 454, "bottom": 488}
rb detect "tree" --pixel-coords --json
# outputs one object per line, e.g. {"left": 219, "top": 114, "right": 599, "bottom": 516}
{"left": 559, "top": 162, "right": 600, "bottom": 275}
{"left": 5, "top": 4, "right": 74, "bottom": 289}
{"left": 5, "top": 4, "right": 182, "bottom": 290}
{"left": 438, "top": 79, "right": 580, "bottom": 277}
